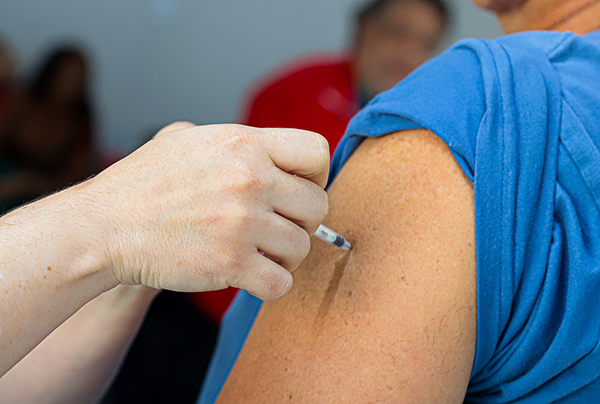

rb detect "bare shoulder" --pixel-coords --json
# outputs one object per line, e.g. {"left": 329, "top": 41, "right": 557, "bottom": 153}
{"left": 217, "top": 129, "right": 477, "bottom": 403}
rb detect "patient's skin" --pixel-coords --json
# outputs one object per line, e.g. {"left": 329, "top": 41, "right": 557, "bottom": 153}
{"left": 216, "top": 1, "right": 600, "bottom": 401}
{"left": 315, "top": 250, "right": 351, "bottom": 323}
{"left": 217, "top": 129, "right": 477, "bottom": 403}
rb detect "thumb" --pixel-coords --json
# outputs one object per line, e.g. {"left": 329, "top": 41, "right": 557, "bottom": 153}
{"left": 154, "top": 121, "right": 196, "bottom": 138}
{"left": 260, "top": 127, "right": 330, "bottom": 189}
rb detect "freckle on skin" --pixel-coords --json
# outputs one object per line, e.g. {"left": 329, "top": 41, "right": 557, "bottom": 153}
{"left": 47, "top": 267, "right": 52, "bottom": 271}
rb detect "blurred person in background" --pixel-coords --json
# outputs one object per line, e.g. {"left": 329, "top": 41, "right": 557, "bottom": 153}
{"left": 0, "top": 36, "right": 19, "bottom": 144}
{"left": 243, "top": 0, "right": 449, "bottom": 155}
{"left": 191, "top": 0, "right": 449, "bottom": 326}
{"left": 0, "top": 47, "right": 96, "bottom": 213}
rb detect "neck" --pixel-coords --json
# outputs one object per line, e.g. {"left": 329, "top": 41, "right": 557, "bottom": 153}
{"left": 497, "top": 0, "right": 600, "bottom": 34}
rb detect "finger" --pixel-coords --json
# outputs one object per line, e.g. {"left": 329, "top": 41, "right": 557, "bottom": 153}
{"left": 256, "top": 212, "right": 311, "bottom": 272}
{"left": 258, "top": 127, "right": 330, "bottom": 189}
{"left": 270, "top": 170, "right": 329, "bottom": 235}
{"left": 154, "top": 121, "right": 196, "bottom": 138}
{"left": 229, "top": 253, "right": 294, "bottom": 301}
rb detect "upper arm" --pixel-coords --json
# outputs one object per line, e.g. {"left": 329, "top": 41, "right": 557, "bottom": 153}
{"left": 217, "top": 129, "right": 477, "bottom": 403}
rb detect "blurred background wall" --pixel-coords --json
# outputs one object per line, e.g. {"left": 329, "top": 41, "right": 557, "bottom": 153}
{"left": 0, "top": 0, "right": 501, "bottom": 155}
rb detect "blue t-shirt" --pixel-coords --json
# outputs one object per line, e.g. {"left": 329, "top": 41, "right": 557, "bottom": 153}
{"left": 198, "top": 30, "right": 600, "bottom": 404}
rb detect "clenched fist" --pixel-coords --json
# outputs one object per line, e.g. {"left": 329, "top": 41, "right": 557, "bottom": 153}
{"left": 89, "top": 123, "right": 330, "bottom": 300}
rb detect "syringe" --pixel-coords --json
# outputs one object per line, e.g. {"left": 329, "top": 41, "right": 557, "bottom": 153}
{"left": 314, "top": 224, "right": 352, "bottom": 251}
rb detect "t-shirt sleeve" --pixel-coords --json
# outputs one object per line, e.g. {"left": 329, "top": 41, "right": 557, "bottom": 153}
{"left": 333, "top": 42, "right": 488, "bottom": 184}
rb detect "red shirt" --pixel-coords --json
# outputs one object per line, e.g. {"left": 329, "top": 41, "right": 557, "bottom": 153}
{"left": 243, "top": 54, "right": 358, "bottom": 155}
{"left": 190, "top": 55, "right": 359, "bottom": 323}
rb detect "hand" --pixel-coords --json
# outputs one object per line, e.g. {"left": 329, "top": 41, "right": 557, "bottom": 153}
{"left": 86, "top": 123, "right": 329, "bottom": 300}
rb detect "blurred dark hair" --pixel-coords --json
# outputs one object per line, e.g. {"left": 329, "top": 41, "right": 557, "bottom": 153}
{"left": 29, "top": 46, "right": 92, "bottom": 127}
{"left": 0, "top": 33, "right": 17, "bottom": 84}
{"left": 30, "top": 47, "right": 88, "bottom": 99}
{"left": 357, "top": 0, "right": 450, "bottom": 28}
{"left": 11, "top": 46, "right": 95, "bottom": 172}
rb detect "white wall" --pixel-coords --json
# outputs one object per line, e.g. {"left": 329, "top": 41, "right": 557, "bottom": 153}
{"left": 0, "top": 0, "right": 502, "bottom": 153}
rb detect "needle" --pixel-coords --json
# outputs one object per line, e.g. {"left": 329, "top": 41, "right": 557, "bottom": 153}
{"left": 314, "top": 224, "right": 352, "bottom": 251}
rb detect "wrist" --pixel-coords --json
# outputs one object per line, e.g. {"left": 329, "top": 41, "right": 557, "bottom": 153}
{"left": 69, "top": 171, "right": 136, "bottom": 287}
{"left": 43, "top": 179, "right": 121, "bottom": 292}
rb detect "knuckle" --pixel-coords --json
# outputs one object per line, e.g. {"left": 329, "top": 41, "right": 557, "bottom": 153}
{"left": 226, "top": 274, "right": 244, "bottom": 290}
{"left": 222, "top": 132, "right": 244, "bottom": 151}
{"left": 313, "top": 133, "right": 330, "bottom": 167}
{"left": 234, "top": 163, "right": 264, "bottom": 193}
{"left": 315, "top": 189, "right": 329, "bottom": 221}
{"left": 226, "top": 249, "right": 250, "bottom": 272}
{"left": 220, "top": 124, "right": 255, "bottom": 152}
{"left": 221, "top": 247, "right": 253, "bottom": 283}
{"left": 225, "top": 203, "right": 254, "bottom": 231}
{"left": 297, "top": 230, "right": 312, "bottom": 260}
{"left": 265, "top": 271, "right": 292, "bottom": 301}
{"left": 278, "top": 273, "right": 293, "bottom": 299}
{"left": 287, "top": 225, "right": 311, "bottom": 267}
{"left": 299, "top": 186, "right": 329, "bottom": 233}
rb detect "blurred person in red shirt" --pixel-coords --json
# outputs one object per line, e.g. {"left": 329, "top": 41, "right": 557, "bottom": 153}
{"left": 244, "top": 0, "right": 449, "bottom": 156}
{"left": 192, "top": 0, "right": 450, "bottom": 324}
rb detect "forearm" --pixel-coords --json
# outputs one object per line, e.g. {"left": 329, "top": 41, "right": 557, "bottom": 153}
{"left": 0, "top": 285, "right": 158, "bottom": 404}
{"left": 0, "top": 122, "right": 330, "bottom": 402}
{"left": 0, "top": 181, "right": 117, "bottom": 376}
